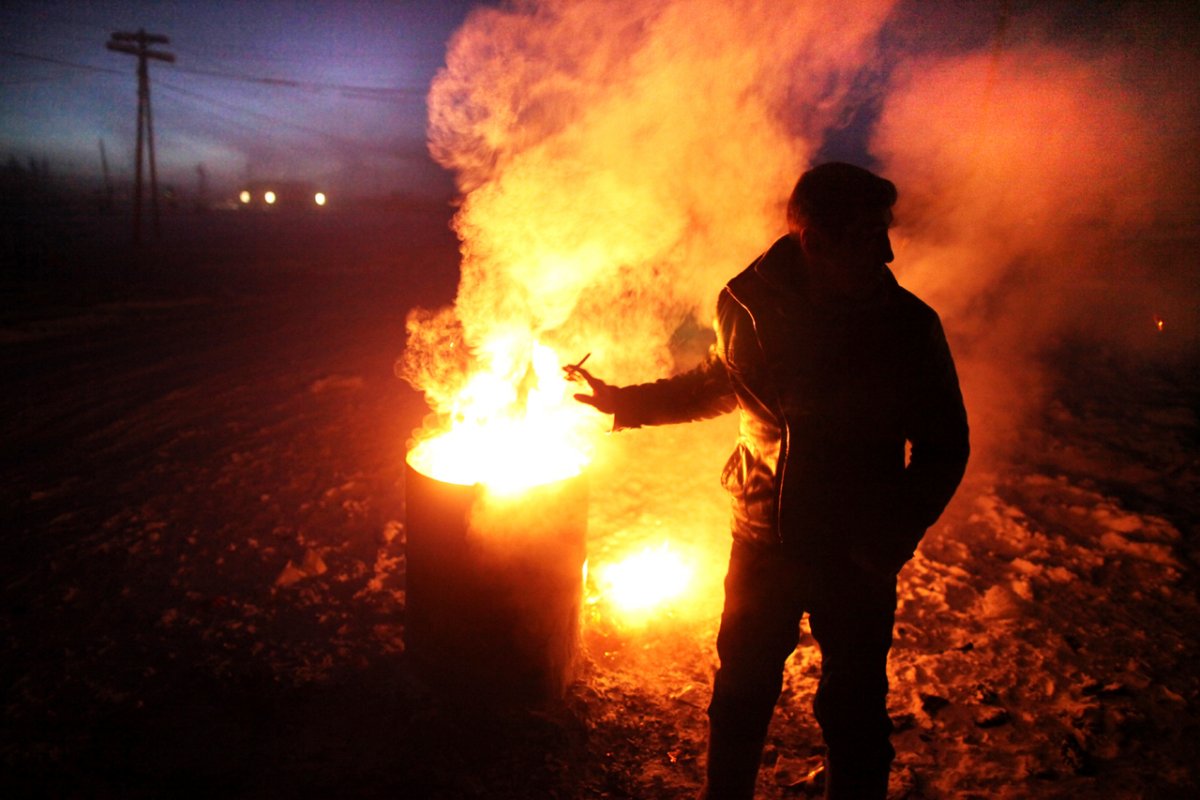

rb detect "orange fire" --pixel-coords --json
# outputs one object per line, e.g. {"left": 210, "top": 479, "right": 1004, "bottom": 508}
{"left": 404, "top": 1, "right": 901, "bottom": 628}
{"left": 589, "top": 542, "right": 695, "bottom": 625}
{"left": 403, "top": 342, "right": 711, "bottom": 622}
{"left": 1154, "top": 314, "right": 1165, "bottom": 332}
{"left": 403, "top": 331, "right": 722, "bottom": 622}
{"left": 405, "top": 336, "right": 600, "bottom": 495}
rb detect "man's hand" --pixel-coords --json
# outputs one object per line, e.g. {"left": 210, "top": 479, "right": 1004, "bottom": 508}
{"left": 564, "top": 366, "right": 619, "bottom": 415}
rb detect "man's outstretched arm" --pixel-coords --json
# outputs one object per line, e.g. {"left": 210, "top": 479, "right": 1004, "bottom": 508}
{"left": 570, "top": 351, "right": 737, "bottom": 430}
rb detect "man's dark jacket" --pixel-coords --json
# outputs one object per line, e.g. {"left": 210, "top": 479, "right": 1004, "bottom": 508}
{"left": 612, "top": 235, "right": 969, "bottom": 569}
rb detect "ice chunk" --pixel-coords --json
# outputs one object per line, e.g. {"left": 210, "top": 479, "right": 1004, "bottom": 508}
{"left": 1099, "top": 532, "right": 1180, "bottom": 567}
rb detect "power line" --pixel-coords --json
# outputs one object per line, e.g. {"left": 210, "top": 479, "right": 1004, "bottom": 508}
{"left": 168, "top": 63, "right": 423, "bottom": 99}
{"left": 154, "top": 82, "right": 280, "bottom": 141}
{"left": 169, "top": 40, "right": 399, "bottom": 72}
{"left": 0, "top": 74, "right": 87, "bottom": 87}
{"left": 0, "top": 48, "right": 124, "bottom": 76}
{"left": 0, "top": 47, "right": 403, "bottom": 154}
{"left": 0, "top": 47, "right": 423, "bottom": 100}
{"left": 155, "top": 79, "right": 409, "bottom": 158}
{"left": 156, "top": 80, "right": 353, "bottom": 144}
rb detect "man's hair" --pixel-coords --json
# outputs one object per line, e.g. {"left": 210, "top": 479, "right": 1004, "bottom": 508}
{"left": 786, "top": 162, "right": 897, "bottom": 237}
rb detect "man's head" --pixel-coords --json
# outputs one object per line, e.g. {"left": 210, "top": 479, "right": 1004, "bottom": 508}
{"left": 786, "top": 162, "right": 897, "bottom": 295}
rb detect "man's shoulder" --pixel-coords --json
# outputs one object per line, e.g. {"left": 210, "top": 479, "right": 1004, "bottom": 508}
{"left": 723, "top": 263, "right": 760, "bottom": 300}
{"left": 885, "top": 284, "right": 953, "bottom": 352}
{"left": 888, "top": 277, "right": 942, "bottom": 326}
{"left": 723, "top": 235, "right": 795, "bottom": 304}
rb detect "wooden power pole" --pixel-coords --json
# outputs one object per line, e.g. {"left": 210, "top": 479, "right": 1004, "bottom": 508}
{"left": 107, "top": 29, "right": 174, "bottom": 244}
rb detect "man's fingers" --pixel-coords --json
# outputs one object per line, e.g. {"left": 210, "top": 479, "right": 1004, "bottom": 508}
{"left": 565, "top": 365, "right": 606, "bottom": 391}
{"left": 566, "top": 366, "right": 616, "bottom": 414}
{"left": 582, "top": 371, "right": 606, "bottom": 391}
{"left": 565, "top": 365, "right": 595, "bottom": 383}
{"left": 574, "top": 389, "right": 618, "bottom": 415}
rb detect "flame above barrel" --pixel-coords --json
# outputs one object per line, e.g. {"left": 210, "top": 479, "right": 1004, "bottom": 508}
{"left": 405, "top": 334, "right": 599, "bottom": 494}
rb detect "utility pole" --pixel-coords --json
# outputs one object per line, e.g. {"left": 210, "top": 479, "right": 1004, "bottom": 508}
{"left": 107, "top": 29, "right": 174, "bottom": 244}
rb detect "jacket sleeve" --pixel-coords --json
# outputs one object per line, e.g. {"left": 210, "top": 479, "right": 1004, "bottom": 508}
{"left": 610, "top": 348, "right": 737, "bottom": 430}
{"left": 900, "top": 313, "right": 970, "bottom": 533}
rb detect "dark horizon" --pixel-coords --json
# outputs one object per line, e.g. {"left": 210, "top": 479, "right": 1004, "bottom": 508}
{"left": 7, "top": 2, "right": 1196, "bottom": 209}
{"left": 0, "top": 0, "right": 482, "bottom": 202}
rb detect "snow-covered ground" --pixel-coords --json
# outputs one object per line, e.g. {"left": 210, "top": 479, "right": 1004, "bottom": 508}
{"left": 2, "top": 212, "right": 1197, "bottom": 798}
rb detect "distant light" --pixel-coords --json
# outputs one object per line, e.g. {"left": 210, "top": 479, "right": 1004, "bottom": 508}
{"left": 238, "top": 190, "right": 251, "bottom": 204}
{"left": 264, "top": 190, "right": 277, "bottom": 205}
{"left": 314, "top": 192, "right": 327, "bottom": 206}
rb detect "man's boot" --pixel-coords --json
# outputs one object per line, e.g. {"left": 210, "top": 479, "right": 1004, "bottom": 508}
{"left": 696, "top": 724, "right": 765, "bottom": 800}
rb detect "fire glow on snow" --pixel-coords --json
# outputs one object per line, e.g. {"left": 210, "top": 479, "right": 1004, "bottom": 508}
{"left": 592, "top": 543, "right": 693, "bottom": 620}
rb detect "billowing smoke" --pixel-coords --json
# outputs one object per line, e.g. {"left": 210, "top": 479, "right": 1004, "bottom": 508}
{"left": 873, "top": 13, "right": 1200, "bottom": 461}
{"left": 403, "top": 0, "right": 1198, "bottom": 542}
{"left": 406, "top": 0, "right": 898, "bottom": 405}
{"left": 401, "top": 0, "right": 898, "bottom": 621}
{"left": 399, "top": 0, "right": 1199, "bottom": 627}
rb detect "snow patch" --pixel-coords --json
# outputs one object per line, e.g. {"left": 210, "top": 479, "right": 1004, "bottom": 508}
{"left": 274, "top": 548, "right": 328, "bottom": 587}
{"left": 1098, "top": 531, "right": 1181, "bottom": 567}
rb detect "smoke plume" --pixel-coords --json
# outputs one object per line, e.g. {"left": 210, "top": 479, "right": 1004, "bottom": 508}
{"left": 408, "top": 0, "right": 897, "bottom": 399}
{"left": 400, "top": 0, "right": 1199, "bottom": 622}
{"left": 406, "top": 0, "right": 1199, "bottom": 479}
{"left": 873, "top": 15, "right": 1200, "bottom": 460}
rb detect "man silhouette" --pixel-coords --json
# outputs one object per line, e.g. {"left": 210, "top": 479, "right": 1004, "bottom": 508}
{"left": 570, "top": 163, "right": 970, "bottom": 799}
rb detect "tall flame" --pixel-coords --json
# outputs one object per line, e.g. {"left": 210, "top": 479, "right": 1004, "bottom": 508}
{"left": 405, "top": 334, "right": 600, "bottom": 493}
{"left": 400, "top": 0, "right": 898, "bottom": 621}
{"left": 401, "top": 0, "right": 896, "bottom": 483}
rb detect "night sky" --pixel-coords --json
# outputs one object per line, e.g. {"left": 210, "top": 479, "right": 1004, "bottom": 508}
{"left": 1, "top": 0, "right": 480, "bottom": 200}
{"left": 2, "top": 1, "right": 1197, "bottom": 203}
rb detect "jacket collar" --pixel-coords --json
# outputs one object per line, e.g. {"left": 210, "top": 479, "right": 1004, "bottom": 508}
{"left": 753, "top": 235, "right": 807, "bottom": 294}
{"left": 752, "top": 234, "right": 900, "bottom": 308}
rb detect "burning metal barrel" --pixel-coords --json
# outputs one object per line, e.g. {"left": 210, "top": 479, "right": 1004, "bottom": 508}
{"left": 404, "top": 461, "right": 588, "bottom": 705}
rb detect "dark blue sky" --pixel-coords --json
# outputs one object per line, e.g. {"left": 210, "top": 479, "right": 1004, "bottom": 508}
{"left": 3, "top": 1, "right": 1194, "bottom": 203}
{"left": 1, "top": 1, "right": 479, "bottom": 199}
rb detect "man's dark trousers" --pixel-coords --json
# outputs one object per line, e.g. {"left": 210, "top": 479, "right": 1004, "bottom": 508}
{"left": 704, "top": 540, "right": 897, "bottom": 799}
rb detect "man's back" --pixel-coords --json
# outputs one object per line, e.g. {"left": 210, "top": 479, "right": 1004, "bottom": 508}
{"left": 716, "top": 234, "right": 968, "bottom": 562}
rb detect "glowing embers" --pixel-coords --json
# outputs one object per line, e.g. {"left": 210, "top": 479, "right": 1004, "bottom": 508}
{"left": 590, "top": 542, "right": 696, "bottom": 625}
{"left": 406, "top": 338, "right": 599, "bottom": 494}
